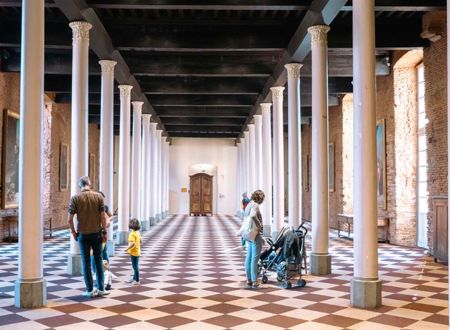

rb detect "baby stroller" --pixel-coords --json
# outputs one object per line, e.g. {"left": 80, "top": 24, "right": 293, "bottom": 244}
{"left": 259, "top": 223, "right": 308, "bottom": 289}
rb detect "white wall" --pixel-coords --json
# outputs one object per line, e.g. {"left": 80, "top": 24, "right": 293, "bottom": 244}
{"left": 169, "top": 138, "right": 237, "bottom": 215}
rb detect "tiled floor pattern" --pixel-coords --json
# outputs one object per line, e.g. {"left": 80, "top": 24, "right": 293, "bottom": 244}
{"left": 0, "top": 214, "right": 448, "bottom": 329}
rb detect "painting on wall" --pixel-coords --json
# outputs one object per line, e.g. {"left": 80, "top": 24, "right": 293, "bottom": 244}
{"left": 89, "top": 153, "right": 96, "bottom": 190}
{"left": 328, "top": 142, "right": 335, "bottom": 192}
{"left": 2, "top": 109, "right": 20, "bottom": 209}
{"left": 304, "top": 154, "right": 310, "bottom": 192}
{"left": 59, "top": 143, "right": 69, "bottom": 191}
{"left": 376, "top": 119, "right": 387, "bottom": 209}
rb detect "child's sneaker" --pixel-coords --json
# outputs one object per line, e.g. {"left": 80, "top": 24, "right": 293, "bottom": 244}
{"left": 131, "top": 280, "right": 140, "bottom": 286}
{"left": 126, "top": 277, "right": 134, "bottom": 284}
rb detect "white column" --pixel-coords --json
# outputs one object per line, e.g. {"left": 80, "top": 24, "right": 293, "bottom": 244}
{"left": 160, "top": 135, "right": 166, "bottom": 219}
{"left": 248, "top": 124, "right": 256, "bottom": 193}
{"left": 99, "top": 60, "right": 117, "bottom": 256}
{"left": 244, "top": 131, "right": 250, "bottom": 194}
{"left": 67, "top": 21, "right": 92, "bottom": 276}
{"left": 164, "top": 140, "right": 170, "bottom": 217}
{"left": 236, "top": 141, "right": 242, "bottom": 213}
{"left": 309, "top": 25, "right": 331, "bottom": 275}
{"left": 116, "top": 85, "right": 133, "bottom": 245}
{"left": 15, "top": 0, "right": 46, "bottom": 308}
{"left": 156, "top": 130, "right": 163, "bottom": 221}
{"left": 351, "top": 0, "right": 382, "bottom": 308}
{"left": 141, "top": 115, "right": 151, "bottom": 229}
{"left": 261, "top": 103, "right": 273, "bottom": 237}
{"left": 150, "top": 122, "right": 158, "bottom": 224}
{"left": 131, "top": 101, "right": 143, "bottom": 228}
{"left": 271, "top": 87, "right": 285, "bottom": 239}
{"left": 254, "top": 115, "right": 263, "bottom": 190}
{"left": 285, "top": 63, "right": 302, "bottom": 229}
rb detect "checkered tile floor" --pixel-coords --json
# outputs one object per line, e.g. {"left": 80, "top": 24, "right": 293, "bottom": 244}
{"left": 0, "top": 215, "right": 448, "bottom": 329}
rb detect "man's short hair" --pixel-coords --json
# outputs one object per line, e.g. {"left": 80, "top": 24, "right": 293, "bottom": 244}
{"left": 78, "top": 176, "right": 91, "bottom": 189}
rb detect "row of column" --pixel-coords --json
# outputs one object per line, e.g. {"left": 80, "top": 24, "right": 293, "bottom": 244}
{"left": 236, "top": 5, "right": 382, "bottom": 308}
{"left": 15, "top": 4, "right": 170, "bottom": 308}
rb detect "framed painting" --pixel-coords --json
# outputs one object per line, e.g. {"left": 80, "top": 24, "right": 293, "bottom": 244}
{"left": 376, "top": 119, "right": 387, "bottom": 209}
{"left": 304, "top": 154, "right": 310, "bottom": 192}
{"left": 89, "top": 153, "right": 96, "bottom": 189}
{"left": 2, "top": 109, "right": 20, "bottom": 209}
{"left": 328, "top": 142, "right": 335, "bottom": 192}
{"left": 59, "top": 143, "right": 69, "bottom": 191}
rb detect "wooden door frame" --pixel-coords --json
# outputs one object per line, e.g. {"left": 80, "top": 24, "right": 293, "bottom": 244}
{"left": 189, "top": 173, "right": 213, "bottom": 216}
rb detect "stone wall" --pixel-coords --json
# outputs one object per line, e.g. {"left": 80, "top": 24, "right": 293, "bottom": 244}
{"left": 424, "top": 30, "right": 448, "bottom": 253}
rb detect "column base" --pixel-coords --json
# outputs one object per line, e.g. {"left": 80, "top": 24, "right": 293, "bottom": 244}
{"left": 67, "top": 253, "right": 82, "bottom": 276}
{"left": 106, "top": 240, "right": 115, "bottom": 257}
{"left": 141, "top": 220, "right": 149, "bottom": 231}
{"left": 14, "top": 278, "right": 46, "bottom": 308}
{"left": 309, "top": 253, "right": 332, "bottom": 275}
{"left": 263, "top": 225, "right": 271, "bottom": 237}
{"left": 155, "top": 214, "right": 162, "bottom": 223}
{"left": 149, "top": 217, "right": 156, "bottom": 226}
{"left": 116, "top": 231, "right": 129, "bottom": 245}
{"left": 351, "top": 278, "right": 382, "bottom": 308}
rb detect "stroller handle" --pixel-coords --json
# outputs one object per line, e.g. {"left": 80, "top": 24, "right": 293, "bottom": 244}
{"left": 295, "top": 221, "right": 308, "bottom": 237}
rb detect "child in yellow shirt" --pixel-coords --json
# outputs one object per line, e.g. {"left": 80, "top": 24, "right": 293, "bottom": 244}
{"left": 125, "top": 218, "right": 141, "bottom": 285}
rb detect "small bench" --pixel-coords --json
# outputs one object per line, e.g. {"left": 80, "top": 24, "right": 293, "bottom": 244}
{"left": 337, "top": 213, "right": 390, "bottom": 243}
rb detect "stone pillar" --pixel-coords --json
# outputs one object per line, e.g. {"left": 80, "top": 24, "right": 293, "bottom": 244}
{"left": 99, "top": 60, "right": 117, "bottom": 256}
{"left": 160, "top": 135, "right": 166, "bottom": 219}
{"left": 155, "top": 129, "right": 163, "bottom": 222}
{"left": 236, "top": 141, "right": 241, "bottom": 213}
{"left": 351, "top": 0, "right": 382, "bottom": 308}
{"left": 131, "top": 101, "right": 143, "bottom": 227}
{"left": 254, "top": 115, "right": 263, "bottom": 190}
{"left": 285, "top": 63, "right": 302, "bottom": 229}
{"left": 149, "top": 123, "right": 158, "bottom": 225}
{"left": 67, "top": 21, "right": 92, "bottom": 276}
{"left": 248, "top": 123, "right": 256, "bottom": 193}
{"left": 261, "top": 103, "right": 273, "bottom": 237}
{"left": 308, "top": 25, "right": 332, "bottom": 276}
{"left": 15, "top": 0, "right": 46, "bottom": 308}
{"left": 447, "top": 5, "right": 450, "bottom": 323}
{"left": 271, "top": 87, "right": 285, "bottom": 239}
{"left": 116, "top": 85, "right": 133, "bottom": 245}
{"left": 244, "top": 131, "right": 250, "bottom": 194}
{"left": 164, "top": 141, "right": 170, "bottom": 217}
{"left": 140, "top": 115, "right": 151, "bottom": 230}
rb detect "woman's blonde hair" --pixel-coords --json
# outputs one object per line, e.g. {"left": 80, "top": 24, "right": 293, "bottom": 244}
{"left": 251, "top": 190, "right": 265, "bottom": 204}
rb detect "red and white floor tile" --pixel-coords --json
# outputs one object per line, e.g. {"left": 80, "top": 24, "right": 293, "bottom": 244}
{"left": 0, "top": 215, "right": 447, "bottom": 329}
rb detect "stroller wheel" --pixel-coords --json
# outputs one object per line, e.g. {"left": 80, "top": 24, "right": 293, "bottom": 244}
{"left": 276, "top": 275, "right": 283, "bottom": 282}
{"left": 262, "top": 275, "right": 268, "bottom": 284}
{"left": 283, "top": 281, "right": 292, "bottom": 289}
{"left": 297, "top": 279, "right": 306, "bottom": 287}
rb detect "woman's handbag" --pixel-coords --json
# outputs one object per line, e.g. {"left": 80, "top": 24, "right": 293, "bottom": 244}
{"left": 241, "top": 215, "right": 258, "bottom": 242}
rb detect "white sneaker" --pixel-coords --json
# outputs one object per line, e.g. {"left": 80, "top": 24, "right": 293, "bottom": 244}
{"left": 126, "top": 277, "right": 134, "bottom": 284}
{"left": 83, "top": 290, "right": 97, "bottom": 298}
{"left": 131, "top": 280, "right": 140, "bottom": 286}
{"left": 97, "top": 290, "right": 110, "bottom": 296}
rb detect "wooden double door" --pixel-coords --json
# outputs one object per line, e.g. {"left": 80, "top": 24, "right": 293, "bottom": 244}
{"left": 189, "top": 173, "right": 213, "bottom": 216}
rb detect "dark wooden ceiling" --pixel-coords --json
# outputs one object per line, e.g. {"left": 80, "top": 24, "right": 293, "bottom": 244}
{"left": 0, "top": 0, "right": 445, "bottom": 138}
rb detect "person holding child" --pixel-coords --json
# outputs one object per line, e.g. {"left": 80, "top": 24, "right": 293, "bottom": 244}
{"left": 126, "top": 218, "right": 141, "bottom": 285}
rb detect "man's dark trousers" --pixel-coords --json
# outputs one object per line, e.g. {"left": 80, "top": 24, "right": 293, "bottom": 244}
{"left": 78, "top": 232, "right": 105, "bottom": 292}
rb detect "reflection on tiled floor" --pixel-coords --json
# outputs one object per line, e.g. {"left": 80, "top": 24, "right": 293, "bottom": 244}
{"left": 0, "top": 215, "right": 448, "bottom": 329}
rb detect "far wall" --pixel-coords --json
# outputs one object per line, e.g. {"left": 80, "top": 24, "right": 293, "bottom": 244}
{"left": 169, "top": 138, "right": 237, "bottom": 215}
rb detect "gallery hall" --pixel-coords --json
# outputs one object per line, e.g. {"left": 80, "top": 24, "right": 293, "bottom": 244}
{"left": 0, "top": 0, "right": 448, "bottom": 329}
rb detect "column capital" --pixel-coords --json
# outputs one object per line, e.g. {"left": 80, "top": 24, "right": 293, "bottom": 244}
{"left": 131, "top": 101, "right": 144, "bottom": 113}
{"left": 307, "top": 25, "right": 330, "bottom": 46}
{"left": 150, "top": 122, "right": 158, "bottom": 129}
{"left": 99, "top": 60, "right": 117, "bottom": 73}
{"left": 118, "top": 85, "right": 133, "bottom": 97}
{"left": 69, "top": 21, "right": 92, "bottom": 42}
{"left": 270, "top": 86, "right": 285, "bottom": 99}
{"left": 254, "top": 114, "right": 262, "bottom": 119}
{"left": 244, "top": 130, "right": 249, "bottom": 137}
{"left": 260, "top": 103, "right": 272, "bottom": 112}
{"left": 142, "top": 114, "right": 151, "bottom": 123}
{"left": 284, "top": 63, "right": 303, "bottom": 79}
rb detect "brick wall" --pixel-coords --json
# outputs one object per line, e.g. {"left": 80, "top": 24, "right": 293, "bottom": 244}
{"left": 424, "top": 30, "right": 448, "bottom": 253}
{"left": 0, "top": 71, "right": 101, "bottom": 239}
